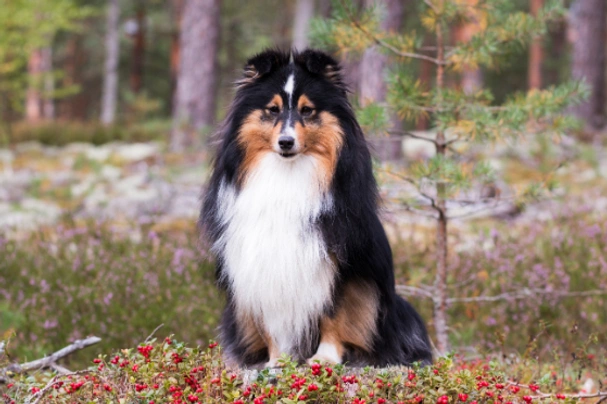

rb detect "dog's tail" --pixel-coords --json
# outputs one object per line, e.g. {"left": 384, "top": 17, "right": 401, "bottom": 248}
{"left": 373, "top": 295, "right": 433, "bottom": 366}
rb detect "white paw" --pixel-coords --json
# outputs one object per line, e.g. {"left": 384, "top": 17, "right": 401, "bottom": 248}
{"left": 307, "top": 342, "right": 342, "bottom": 365}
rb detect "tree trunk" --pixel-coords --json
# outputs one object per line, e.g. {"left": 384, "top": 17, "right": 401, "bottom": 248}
{"left": 528, "top": 0, "right": 543, "bottom": 89}
{"left": 26, "top": 49, "right": 44, "bottom": 122}
{"left": 453, "top": 0, "right": 483, "bottom": 94}
{"left": 169, "top": 0, "right": 183, "bottom": 113}
{"left": 171, "top": 0, "right": 221, "bottom": 151}
{"left": 101, "top": 0, "right": 120, "bottom": 125}
{"left": 568, "top": 0, "right": 606, "bottom": 130}
{"left": 359, "top": 0, "right": 405, "bottom": 161}
{"left": 130, "top": 2, "right": 145, "bottom": 94}
{"left": 41, "top": 47, "right": 54, "bottom": 120}
{"left": 292, "top": 0, "right": 314, "bottom": 50}
{"left": 433, "top": 7, "right": 449, "bottom": 355}
{"left": 26, "top": 47, "right": 53, "bottom": 122}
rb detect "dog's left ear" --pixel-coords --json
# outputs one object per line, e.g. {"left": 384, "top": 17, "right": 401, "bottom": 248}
{"left": 296, "top": 49, "right": 346, "bottom": 91}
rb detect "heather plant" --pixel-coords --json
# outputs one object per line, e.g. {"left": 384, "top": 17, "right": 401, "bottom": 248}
{"left": 2, "top": 336, "right": 606, "bottom": 404}
{"left": 311, "top": 0, "right": 589, "bottom": 353}
{"left": 0, "top": 220, "right": 221, "bottom": 367}
{"left": 391, "top": 202, "right": 607, "bottom": 355}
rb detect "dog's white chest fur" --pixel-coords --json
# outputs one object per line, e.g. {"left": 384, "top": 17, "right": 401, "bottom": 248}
{"left": 216, "top": 153, "right": 335, "bottom": 354}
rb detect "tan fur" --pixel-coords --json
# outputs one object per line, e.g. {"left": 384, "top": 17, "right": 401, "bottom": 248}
{"left": 236, "top": 95, "right": 283, "bottom": 183}
{"left": 236, "top": 312, "right": 267, "bottom": 354}
{"left": 237, "top": 93, "right": 343, "bottom": 190}
{"left": 318, "top": 280, "right": 379, "bottom": 360}
{"left": 296, "top": 111, "right": 343, "bottom": 189}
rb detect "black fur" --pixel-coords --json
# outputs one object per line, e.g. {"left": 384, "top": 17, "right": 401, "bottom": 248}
{"left": 200, "top": 49, "right": 433, "bottom": 367}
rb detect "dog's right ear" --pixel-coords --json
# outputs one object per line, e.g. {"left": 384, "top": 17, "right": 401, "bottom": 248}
{"left": 236, "top": 50, "right": 289, "bottom": 88}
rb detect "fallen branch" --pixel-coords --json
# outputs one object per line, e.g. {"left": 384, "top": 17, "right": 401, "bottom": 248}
{"left": 396, "top": 286, "right": 607, "bottom": 304}
{"left": 507, "top": 381, "right": 607, "bottom": 402}
{"left": 1, "top": 336, "right": 101, "bottom": 379}
{"left": 145, "top": 323, "right": 165, "bottom": 343}
{"left": 447, "top": 288, "right": 607, "bottom": 303}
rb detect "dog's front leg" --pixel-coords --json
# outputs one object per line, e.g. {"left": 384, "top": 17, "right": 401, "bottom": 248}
{"left": 307, "top": 317, "right": 344, "bottom": 364}
{"left": 263, "top": 336, "right": 283, "bottom": 368}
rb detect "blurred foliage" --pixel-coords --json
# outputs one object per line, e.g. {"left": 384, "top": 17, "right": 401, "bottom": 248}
{"left": 0, "top": 0, "right": 95, "bottom": 117}
{"left": 3, "top": 120, "right": 169, "bottom": 146}
{"left": 393, "top": 210, "right": 607, "bottom": 355}
{"left": 311, "top": 0, "right": 588, "bottom": 199}
{"left": 0, "top": 211, "right": 605, "bottom": 367}
{"left": 0, "top": 220, "right": 222, "bottom": 365}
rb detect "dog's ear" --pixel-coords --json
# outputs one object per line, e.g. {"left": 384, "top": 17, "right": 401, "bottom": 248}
{"left": 296, "top": 49, "right": 346, "bottom": 91}
{"left": 236, "top": 50, "right": 289, "bottom": 88}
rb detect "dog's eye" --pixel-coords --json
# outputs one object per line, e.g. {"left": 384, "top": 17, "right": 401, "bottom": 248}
{"left": 300, "top": 106, "right": 314, "bottom": 117}
{"left": 266, "top": 106, "right": 280, "bottom": 115}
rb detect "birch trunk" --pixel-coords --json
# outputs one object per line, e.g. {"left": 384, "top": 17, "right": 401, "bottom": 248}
{"left": 359, "top": 0, "right": 405, "bottom": 161}
{"left": 292, "top": 0, "right": 314, "bottom": 50}
{"left": 568, "top": 0, "right": 606, "bottom": 130}
{"left": 171, "top": 0, "right": 221, "bottom": 151}
{"left": 101, "top": 0, "right": 120, "bottom": 125}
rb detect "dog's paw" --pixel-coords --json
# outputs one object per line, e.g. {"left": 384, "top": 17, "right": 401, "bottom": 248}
{"left": 264, "top": 358, "right": 284, "bottom": 369}
{"left": 307, "top": 342, "right": 342, "bottom": 365}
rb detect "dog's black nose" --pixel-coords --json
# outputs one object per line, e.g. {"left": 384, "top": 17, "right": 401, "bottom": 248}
{"left": 278, "top": 136, "right": 295, "bottom": 151}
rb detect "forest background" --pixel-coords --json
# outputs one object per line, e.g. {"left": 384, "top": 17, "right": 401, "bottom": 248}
{"left": 1, "top": 0, "right": 607, "bottom": 402}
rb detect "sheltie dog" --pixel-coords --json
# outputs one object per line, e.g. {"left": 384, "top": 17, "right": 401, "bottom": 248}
{"left": 200, "top": 49, "right": 432, "bottom": 367}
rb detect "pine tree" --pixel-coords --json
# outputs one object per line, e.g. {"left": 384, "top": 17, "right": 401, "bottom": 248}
{"left": 312, "top": 0, "right": 588, "bottom": 353}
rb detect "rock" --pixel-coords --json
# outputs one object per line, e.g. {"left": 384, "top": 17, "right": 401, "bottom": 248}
{"left": 15, "top": 141, "right": 43, "bottom": 154}
{"left": 0, "top": 198, "right": 61, "bottom": 230}
{"left": 402, "top": 132, "right": 436, "bottom": 160}
{"left": 100, "top": 165, "right": 122, "bottom": 181}
{"left": 85, "top": 145, "right": 112, "bottom": 162}
{"left": 0, "top": 148, "right": 14, "bottom": 175}
{"left": 71, "top": 175, "right": 97, "bottom": 198}
{"left": 63, "top": 142, "right": 95, "bottom": 155}
{"left": 115, "top": 142, "right": 159, "bottom": 162}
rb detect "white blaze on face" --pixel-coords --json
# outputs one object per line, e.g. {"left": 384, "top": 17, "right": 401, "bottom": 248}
{"left": 284, "top": 73, "right": 295, "bottom": 109}
{"left": 281, "top": 73, "right": 297, "bottom": 149}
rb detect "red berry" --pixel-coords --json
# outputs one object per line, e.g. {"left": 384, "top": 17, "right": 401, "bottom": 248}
{"left": 437, "top": 395, "right": 449, "bottom": 404}
{"left": 556, "top": 394, "right": 566, "bottom": 400}
{"left": 408, "top": 372, "right": 416, "bottom": 381}
{"left": 529, "top": 384, "right": 539, "bottom": 392}
{"left": 495, "top": 383, "right": 504, "bottom": 389}
{"left": 458, "top": 393, "right": 468, "bottom": 402}
{"left": 378, "top": 399, "right": 387, "bottom": 404}
{"left": 307, "top": 383, "right": 318, "bottom": 391}
{"left": 523, "top": 396, "right": 533, "bottom": 403}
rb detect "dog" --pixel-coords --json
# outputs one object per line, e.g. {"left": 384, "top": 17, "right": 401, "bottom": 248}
{"left": 200, "top": 49, "right": 433, "bottom": 367}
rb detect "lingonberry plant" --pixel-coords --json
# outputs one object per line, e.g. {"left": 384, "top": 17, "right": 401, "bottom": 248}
{"left": 2, "top": 336, "right": 606, "bottom": 403}
{"left": 311, "top": 0, "right": 589, "bottom": 353}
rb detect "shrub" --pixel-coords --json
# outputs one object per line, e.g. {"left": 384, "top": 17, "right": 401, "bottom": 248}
{"left": 1, "top": 336, "right": 605, "bottom": 403}
{"left": 3, "top": 120, "right": 170, "bottom": 146}
{"left": 0, "top": 219, "right": 221, "bottom": 366}
{"left": 393, "top": 204, "right": 607, "bottom": 355}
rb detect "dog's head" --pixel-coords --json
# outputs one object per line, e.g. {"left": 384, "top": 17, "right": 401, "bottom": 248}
{"left": 227, "top": 49, "right": 352, "bottom": 179}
